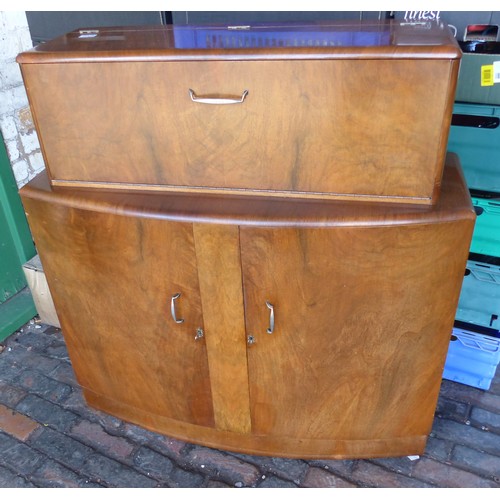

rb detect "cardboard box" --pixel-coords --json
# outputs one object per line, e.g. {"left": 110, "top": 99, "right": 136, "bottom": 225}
{"left": 22, "top": 255, "right": 60, "bottom": 328}
{"left": 456, "top": 52, "right": 500, "bottom": 105}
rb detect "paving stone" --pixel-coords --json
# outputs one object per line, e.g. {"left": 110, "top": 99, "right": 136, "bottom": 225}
{"left": 410, "top": 456, "right": 498, "bottom": 487}
{"left": 131, "top": 444, "right": 204, "bottom": 486}
{"left": 0, "top": 430, "right": 19, "bottom": 452}
{"left": 62, "top": 390, "right": 123, "bottom": 431}
{"left": 185, "top": 447, "right": 261, "bottom": 487}
{"left": 0, "top": 381, "right": 27, "bottom": 407}
{"left": 15, "top": 394, "right": 79, "bottom": 432}
{"left": 44, "top": 344, "right": 70, "bottom": 361}
{"left": 432, "top": 417, "right": 500, "bottom": 456}
{"left": 42, "top": 326, "right": 62, "bottom": 336}
{"left": 229, "top": 452, "right": 308, "bottom": 483}
{"left": 0, "top": 441, "right": 46, "bottom": 475}
{"left": 81, "top": 453, "right": 158, "bottom": 488}
{"left": 470, "top": 406, "right": 500, "bottom": 432}
{"left": 153, "top": 436, "right": 190, "bottom": 461}
{"left": 0, "top": 403, "right": 39, "bottom": 441}
{"left": 49, "top": 361, "right": 79, "bottom": 387}
{"left": 0, "top": 465, "right": 34, "bottom": 487}
{"left": 489, "top": 376, "right": 500, "bottom": 395}
{"left": 29, "top": 460, "right": 97, "bottom": 488}
{"left": 0, "top": 347, "right": 61, "bottom": 376}
{"left": 122, "top": 422, "right": 188, "bottom": 461}
{"left": 0, "top": 354, "right": 25, "bottom": 383}
{"left": 256, "top": 474, "right": 298, "bottom": 488}
{"left": 28, "top": 427, "right": 94, "bottom": 469}
{"left": 132, "top": 445, "right": 174, "bottom": 480}
{"left": 12, "top": 330, "right": 55, "bottom": 352}
{"left": 301, "top": 467, "right": 357, "bottom": 487}
{"left": 350, "top": 461, "right": 432, "bottom": 488}
{"left": 307, "top": 459, "right": 357, "bottom": 479}
{"left": 369, "top": 455, "right": 417, "bottom": 476}
{"left": 450, "top": 444, "right": 500, "bottom": 481}
{"left": 70, "top": 419, "right": 135, "bottom": 460}
{"left": 423, "top": 436, "right": 453, "bottom": 462}
{"left": 435, "top": 395, "right": 470, "bottom": 422}
{"left": 439, "top": 380, "right": 500, "bottom": 414}
{"left": 206, "top": 479, "right": 231, "bottom": 487}
{"left": 167, "top": 466, "right": 206, "bottom": 487}
{"left": 14, "top": 369, "right": 72, "bottom": 403}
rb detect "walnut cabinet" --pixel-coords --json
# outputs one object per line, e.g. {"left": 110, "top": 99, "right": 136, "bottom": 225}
{"left": 17, "top": 20, "right": 473, "bottom": 459}
{"left": 19, "top": 157, "right": 475, "bottom": 459}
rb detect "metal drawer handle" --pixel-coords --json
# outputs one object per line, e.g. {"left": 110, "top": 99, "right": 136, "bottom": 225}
{"left": 266, "top": 301, "right": 275, "bottom": 334}
{"left": 170, "top": 293, "right": 184, "bottom": 324}
{"left": 189, "top": 88, "right": 248, "bottom": 105}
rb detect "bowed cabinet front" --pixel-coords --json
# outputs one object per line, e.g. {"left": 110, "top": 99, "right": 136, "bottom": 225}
{"left": 20, "top": 161, "right": 474, "bottom": 459}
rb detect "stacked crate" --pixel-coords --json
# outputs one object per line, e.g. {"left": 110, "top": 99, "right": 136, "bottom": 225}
{"left": 445, "top": 102, "right": 500, "bottom": 390}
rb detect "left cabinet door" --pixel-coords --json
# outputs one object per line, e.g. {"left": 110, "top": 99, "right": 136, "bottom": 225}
{"left": 23, "top": 197, "right": 215, "bottom": 428}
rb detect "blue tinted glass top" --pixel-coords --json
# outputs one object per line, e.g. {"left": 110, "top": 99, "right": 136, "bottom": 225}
{"left": 172, "top": 23, "right": 392, "bottom": 49}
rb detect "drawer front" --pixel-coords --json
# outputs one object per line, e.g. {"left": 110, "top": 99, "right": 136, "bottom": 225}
{"left": 23, "top": 58, "right": 456, "bottom": 202}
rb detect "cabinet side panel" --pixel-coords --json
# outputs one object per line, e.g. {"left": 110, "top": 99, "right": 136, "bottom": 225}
{"left": 240, "top": 218, "right": 473, "bottom": 443}
{"left": 22, "top": 196, "right": 215, "bottom": 428}
{"left": 193, "top": 223, "right": 251, "bottom": 434}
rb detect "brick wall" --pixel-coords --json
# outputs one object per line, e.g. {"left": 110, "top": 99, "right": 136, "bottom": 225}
{"left": 0, "top": 11, "right": 44, "bottom": 188}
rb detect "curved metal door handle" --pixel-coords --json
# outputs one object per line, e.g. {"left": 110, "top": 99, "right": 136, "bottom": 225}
{"left": 266, "top": 301, "right": 275, "bottom": 334}
{"left": 170, "top": 293, "right": 184, "bottom": 324}
{"left": 189, "top": 88, "right": 248, "bottom": 105}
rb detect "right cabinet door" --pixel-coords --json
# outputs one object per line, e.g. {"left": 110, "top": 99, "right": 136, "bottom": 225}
{"left": 240, "top": 222, "right": 468, "bottom": 442}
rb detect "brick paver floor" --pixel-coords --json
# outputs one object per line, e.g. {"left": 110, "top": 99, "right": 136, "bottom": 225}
{"left": 1, "top": 318, "right": 499, "bottom": 488}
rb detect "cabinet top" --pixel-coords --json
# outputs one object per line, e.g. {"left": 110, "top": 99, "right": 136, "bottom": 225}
{"left": 17, "top": 20, "right": 461, "bottom": 64}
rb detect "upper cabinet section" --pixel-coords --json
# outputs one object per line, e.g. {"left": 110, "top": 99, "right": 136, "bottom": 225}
{"left": 17, "top": 20, "right": 461, "bottom": 205}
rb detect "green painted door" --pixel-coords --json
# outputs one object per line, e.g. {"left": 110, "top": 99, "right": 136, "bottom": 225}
{"left": 0, "top": 132, "right": 37, "bottom": 341}
{"left": 0, "top": 196, "right": 27, "bottom": 300}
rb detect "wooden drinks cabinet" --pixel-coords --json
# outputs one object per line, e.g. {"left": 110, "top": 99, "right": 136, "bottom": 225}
{"left": 17, "top": 20, "right": 474, "bottom": 459}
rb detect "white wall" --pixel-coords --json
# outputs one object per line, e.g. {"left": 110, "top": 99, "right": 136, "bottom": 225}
{"left": 0, "top": 11, "right": 44, "bottom": 188}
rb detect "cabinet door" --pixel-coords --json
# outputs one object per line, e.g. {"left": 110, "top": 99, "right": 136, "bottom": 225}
{"left": 240, "top": 223, "right": 469, "bottom": 441}
{"left": 25, "top": 201, "right": 214, "bottom": 428}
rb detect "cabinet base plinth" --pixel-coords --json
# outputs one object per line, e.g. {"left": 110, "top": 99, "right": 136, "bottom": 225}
{"left": 83, "top": 388, "right": 428, "bottom": 460}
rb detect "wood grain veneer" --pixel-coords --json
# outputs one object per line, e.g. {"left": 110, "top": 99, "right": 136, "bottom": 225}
{"left": 20, "top": 153, "right": 473, "bottom": 228}
{"left": 17, "top": 21, "right": 461, "bottom": 204}
{"left": 21, "top": 203, "right": 215, "bottom": 428}
{"left": 19, "top": 156, "right": 475, "bottom": 458}
{"left": 193, "top": 223, "right": 251, "bottom": 434}
{"left": 241, "top": 222, "right": 470, "bottom": 441}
